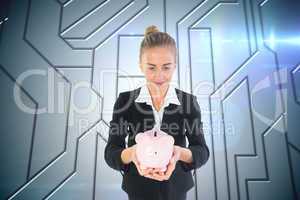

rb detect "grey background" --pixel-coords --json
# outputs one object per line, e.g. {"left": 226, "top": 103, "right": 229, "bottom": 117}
{"left": 0, "top": 0, "right": 299, "bottom": 199}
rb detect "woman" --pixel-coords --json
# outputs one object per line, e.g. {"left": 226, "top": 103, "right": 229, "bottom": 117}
{"left": 104, "top": 25, "right": 210, "bottom": 200}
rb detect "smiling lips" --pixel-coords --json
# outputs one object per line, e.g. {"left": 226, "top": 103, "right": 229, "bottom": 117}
{"left": 154, "top": 81, "right": 165, "bottom": 85}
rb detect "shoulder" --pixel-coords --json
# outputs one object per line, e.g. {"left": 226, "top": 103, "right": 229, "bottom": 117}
{"left": 117, "top": 87, "right": 141, "bottom": 104}
{"left": 174, "top": 88, "right": 197, "bottom": 105}
{"left": 174, "top": 88, "right": 195, "bottom": 98}
{"left": 174, "top": 88, "right": 200, "bottom": 116}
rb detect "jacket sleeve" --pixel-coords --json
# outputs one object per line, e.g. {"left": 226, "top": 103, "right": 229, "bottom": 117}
{"left": 104, "top": 92, "right": 130, "bottom": 176}
{"left": 180, "top": 95, "right": 210, "bottom": 172}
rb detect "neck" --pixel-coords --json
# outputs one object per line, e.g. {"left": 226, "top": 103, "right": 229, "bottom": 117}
{"left": 147, "top": 82, "right": 169, "bottom": 100}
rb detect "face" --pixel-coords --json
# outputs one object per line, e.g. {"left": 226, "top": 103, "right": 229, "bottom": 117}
{"left": 139, "top": 47, "right": 176, "bottom": 89}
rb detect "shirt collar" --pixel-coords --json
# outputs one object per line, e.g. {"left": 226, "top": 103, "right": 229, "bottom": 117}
{"left": 135, "top": 83, "right": 181, "bottom": 107}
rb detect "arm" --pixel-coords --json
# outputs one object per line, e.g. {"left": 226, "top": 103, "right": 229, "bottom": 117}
{"left": 104, "top": 92, "right": 130, "bottom": 175}
{"left": 105, "top": 92, "right": 159, "bottom": 177}
{"left": 179, "top": 95, "right": 210, "bottom": 172}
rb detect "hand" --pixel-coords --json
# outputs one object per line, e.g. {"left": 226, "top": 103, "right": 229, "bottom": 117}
{"left": 130, "top": 145, "right": 154, "bottom": 177}
{"left": 144, "top": 145, "right": 182, "bottom": 181}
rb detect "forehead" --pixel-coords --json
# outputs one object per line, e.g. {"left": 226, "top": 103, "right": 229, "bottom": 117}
{"left": 141, "top": 47, "right": 175, "bottom": 62}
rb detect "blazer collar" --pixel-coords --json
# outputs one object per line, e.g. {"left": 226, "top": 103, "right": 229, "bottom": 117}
{"left": 134, "top": 83, "right": 181, "bottom": 107}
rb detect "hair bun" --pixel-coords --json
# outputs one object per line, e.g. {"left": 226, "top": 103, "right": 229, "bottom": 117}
{"left": 145, "top": 25, "right": 159, "bottom": 36}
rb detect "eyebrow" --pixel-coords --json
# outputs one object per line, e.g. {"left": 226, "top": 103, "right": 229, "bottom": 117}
{"left": 146, "top": 63, "right": 172, "bottom": 66}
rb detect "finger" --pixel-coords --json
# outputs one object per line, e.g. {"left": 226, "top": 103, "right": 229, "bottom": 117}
{"left": 136, "top": 166, "right": 144, "bottom": 176}
{"left": 141, "top": 168, "right": 151, "bottom": 175}
{"left": 174, "top": 152, "right": 180, "bottom": 161}
{"left": 171, "top": 154, "right": 179, "bottom": 163}
{"left": 132, "top": 152, "right": 141, "bottom": 165}
{"left": 164, "top": 175, "right": 171, "bottom": 180}
{"left": 164, "top": 165, "right": 175, "bottom": 177}
{"left": 159, "top": 172, "right": 165, "bottom": 177}
{"left": 149, "top": 175, "right": 163, "bottom": 181}
{"left": 159, "top": 169, "right": 171, "bottom": 180}
{"left": 170, "top": 157, "right": 175, "bottom": 164}
{"left": 152, "top": 168, "right": 162, "bottom": 173}
{"left": 134, "top": 162, "right": 145, "bottom": 176}
{"left": 144, "top": 174, "right": 162, "bottom": 181}
{"left": 151, "top": 169, "right": 162, "bottom": 176}
{"left": 147, "top": 168, "right": 154, "bottom": 173}
{"left": 144, "top": 174, "right": 152, "bottom": 179}
{"left": 151, "top": 172, "right": 166, "bottom": 181}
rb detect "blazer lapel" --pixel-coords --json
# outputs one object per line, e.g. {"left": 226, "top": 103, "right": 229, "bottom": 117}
{"left": 132, "top": 87, "right": 155, "bottom": 132}
{"left": 160, "top": 103, "right": 183, "bottom": 134}
{"left": 160, "top": 89, "right": 184, "bottom": 134}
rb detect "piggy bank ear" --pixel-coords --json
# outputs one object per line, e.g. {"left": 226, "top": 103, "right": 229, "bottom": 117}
{"left": 160, "top": 136, "right": 175, "bottom": 145}
{"left": 135, "top": 133, "right": 143, "bottom": 143}
{"left": 135, "top": 133, "right": 149, "bottom": 143}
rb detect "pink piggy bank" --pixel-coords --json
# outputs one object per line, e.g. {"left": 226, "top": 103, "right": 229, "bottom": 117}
{"left": 135, "top": 128, "right": 174, "bottom": 172}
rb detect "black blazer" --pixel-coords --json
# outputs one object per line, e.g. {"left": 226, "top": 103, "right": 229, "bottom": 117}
{"left": 104, "top": 87, "right": 210, "bottom": 199}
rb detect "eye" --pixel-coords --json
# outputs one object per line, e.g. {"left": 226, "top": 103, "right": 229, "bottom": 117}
{"left": 148, "top": 67, "right": 155, "bottom": 70}
{"left": 163, "top": 66, "right": 170, "bottom": 70}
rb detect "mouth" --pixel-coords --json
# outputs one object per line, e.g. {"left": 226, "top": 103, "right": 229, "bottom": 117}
{"left": 154, "top": 81, "right": 165, "bottom": 85}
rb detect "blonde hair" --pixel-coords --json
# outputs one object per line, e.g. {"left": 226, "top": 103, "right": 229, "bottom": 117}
{"left": 139, "top": 25, "right": 177, "bottom": 62}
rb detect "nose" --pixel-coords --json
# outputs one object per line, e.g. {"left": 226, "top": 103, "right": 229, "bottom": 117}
{"left": 154, "top": 70, "right": 165, "bottom": 82}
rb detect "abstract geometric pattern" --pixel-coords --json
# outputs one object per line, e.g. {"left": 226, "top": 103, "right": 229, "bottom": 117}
{"left": 0, "top": 0, "right": 299, "bottom": 199}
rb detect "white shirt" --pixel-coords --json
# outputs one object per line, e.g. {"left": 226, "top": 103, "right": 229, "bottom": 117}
{"left": 135, "top": 84, "right": 181, "bottom": 130}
